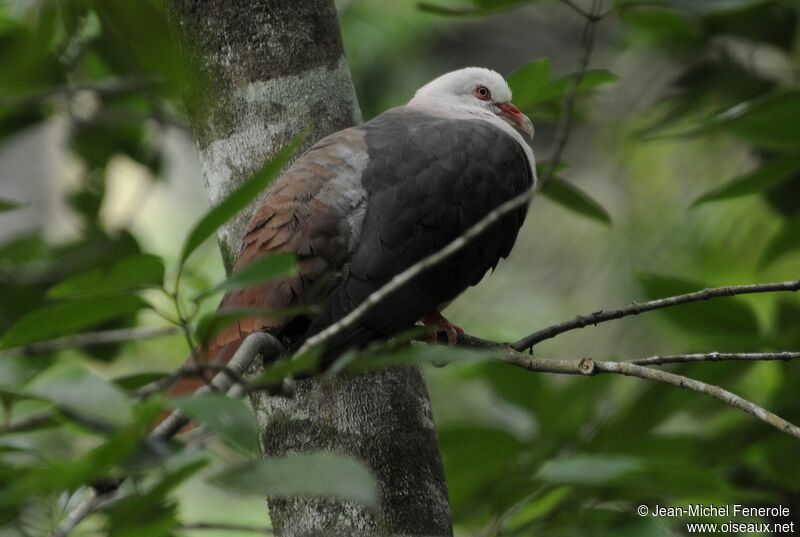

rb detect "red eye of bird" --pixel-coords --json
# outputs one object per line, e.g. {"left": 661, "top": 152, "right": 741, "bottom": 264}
{"left": 473, "top": 85, "right": 491, "bottom": 101}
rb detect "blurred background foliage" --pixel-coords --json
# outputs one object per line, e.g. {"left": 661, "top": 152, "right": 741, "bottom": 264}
{"left": 0, "top": 0, "right": 799, "bottom": 535}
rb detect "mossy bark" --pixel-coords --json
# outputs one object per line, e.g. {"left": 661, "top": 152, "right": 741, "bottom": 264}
{"left": 165, "top": 1, "right": 453, "bottom": 535}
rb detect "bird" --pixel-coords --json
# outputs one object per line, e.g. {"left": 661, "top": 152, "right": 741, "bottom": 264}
{"left": 169, "top": 67, "right": 536, "bottom": 397}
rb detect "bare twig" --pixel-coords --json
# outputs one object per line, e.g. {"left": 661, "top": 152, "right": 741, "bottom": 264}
{"left": 593, "top": 360, "right": 800, "bottom": 438}
{"left": 559, "top": 0, "right": 614, "bottom": 21}
{"left": 492, "top": 344, "right": 800, "bottom": 439}
{"left": 560, "top": 0, "right": 594, "bottom": 18}
{"left": 49, "top": 488, "right": 108, "bottom": 537}
{"left": 169, "top": 285, "right": 216, "bottom": 390}
{"left": 542, "top": 0, "right": 601, "bottom": 185}
{"left": 135, "top": 363, "right": 248, "bottom": 399}
{"left": 629, "top": 351, "right": 800, "bottom": 366}
{"left": 152, "top": 332, "right": 283, "bottom": 439}
{"left": 0, "top": 326, "right": 179, "bottom": 357}
{"left": 48, "top": 334, "right": 800, "bottom": 536}
{"left": 513, "top": 279, "right": 800, "bottom": 351}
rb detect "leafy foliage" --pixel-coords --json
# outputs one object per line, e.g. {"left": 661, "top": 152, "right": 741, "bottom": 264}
{"left": 209, "top": 453, "right": 380, "bottom": 508}
{"left": 178, "top": 136, "right": 304, "bottom": 267}
{"left": 175, "top": 394, "right": 259, "bottom": 455}
{"left": 0, "top": 295, "right": 148, "bottom": 349}
{"left": 540, "top": 176, "right": 611, "bottom": 225}
{"left": 194, "top": 253, "right": 297, "bottom": 300}
{"left": 47, "top": 253, "right": 165, "bottom": 298}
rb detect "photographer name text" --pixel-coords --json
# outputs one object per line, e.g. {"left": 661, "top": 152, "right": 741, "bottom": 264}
{"left": 650, "top": 504, "right": 790, "bottom": 518}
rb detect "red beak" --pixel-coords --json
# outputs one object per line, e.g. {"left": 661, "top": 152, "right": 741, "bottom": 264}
{"left": 498, "top": 102, "right": 534, "bottom": 141}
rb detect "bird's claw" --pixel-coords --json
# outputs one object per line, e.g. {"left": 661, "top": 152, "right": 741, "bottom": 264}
{"left": 423, "top": 311, "right": 464, "bottom": 345}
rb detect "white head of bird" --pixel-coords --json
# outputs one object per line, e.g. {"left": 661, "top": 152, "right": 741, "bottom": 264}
{"left": 409, "top": 67, "right": 535, "bottom": 144}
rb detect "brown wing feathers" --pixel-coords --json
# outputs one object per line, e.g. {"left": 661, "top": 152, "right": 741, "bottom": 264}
{"left": 163, "top": 129, "right": 368, "bottom": 399}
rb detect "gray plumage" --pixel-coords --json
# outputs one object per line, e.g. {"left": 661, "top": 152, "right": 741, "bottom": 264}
{"left": 304, "top": 109, "right": 533, "bottom": 359}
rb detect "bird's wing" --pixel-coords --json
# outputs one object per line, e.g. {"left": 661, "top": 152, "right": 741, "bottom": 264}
{"left": 305, "top": 110, "right": 533, "bottom": 360}
{"left": 168, "top": 127, "right": 369, "bottom": 397}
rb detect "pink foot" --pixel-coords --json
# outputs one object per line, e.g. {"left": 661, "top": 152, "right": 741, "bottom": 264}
{"left": 423, "top": 311, "right": 464, "bottom": 345}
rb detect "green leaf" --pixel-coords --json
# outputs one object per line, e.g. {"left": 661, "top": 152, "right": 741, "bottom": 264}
{"left": 175, "top": 394, "right": 258, "bottom": 454}
{"left": 504, "top": 486, "right": 572, "bottom": 531}
{"left": 509, "top": 60, "right": 618, "bottom": 111}
{"left": 653, "top": 0, "right": 770, "bottom": 14}
{"left": 692, "top": 156, "right": 800, "bottom": 206}
{"left": 576, "top": 70, "right": 619, "bottom": 92}
{"left": 0, "top": 198, "right": 24, "bottom": 212}
{"left": 536, "top": 454, "right": 643, "bottom": 485}
{"left": 702, "top": 1, "right": 796, "bottom": 49}
{"left": 93, "top": 0, "right": 188, "bottom": 101}
{"left": 416, "top": 2, "right": 483, "bottom": 15}
{"left": 107, "top": 459, "right": 207, "bottom": 537}
{"left": 760, "top": 214, "right": 800, "bottom": 268}
{"left": 194, "top": 306, "right": 310, "bottom": 346}
{"left": 179, "top": 135, "right": 304, "bottom": 266}
{"left": 508, "top": 60, "right": 553, "bottom": 109}
{"left": 694, "top": 90, "right": 800, "bottom": 150}
{"left": 0, "top": 295, "right": 147, "bottom": 349}
{"left": 417, "top": 0, "right": 527, "bottom": 16}
{"left": 47, "top": 253, "right": 165, "bottom": 298}
{"left": 0, "top": 355, "right": 47, "bottom": 391}
{"left": 25, "top": 363, "right": 132, "bottom": 428}
{"left": 637, "top": 273, "right": 761, "bottom": 340}
{"left": 540, "top": 177, "right": 611, "bottom": 225}
{"left": 0, "top": 423, "right": 149, "bottom": 509}
{"left": 113, "top": 372, "right": 169, "bottom": 391}
{"left": 209, "top": 452, "right": 379, "bottom": 507}
{"left": 438, "top": 425, "right": 524, "bottom": 519}
{"left": 194, "top": 253, "right": 297, "bottom": 300}
{"left": 248, "top": 348, "right": 320, "bottom": 387}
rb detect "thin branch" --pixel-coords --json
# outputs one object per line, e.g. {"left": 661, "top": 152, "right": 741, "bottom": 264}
{"left": 152, "top": 332, "right": 283, "bottom": 439}
{"left": 169, "top": 285, "right": 216, "bottom": 390}
{"left": 180, "top": 522, "right": 273, "bottom": 534}
{"left": 593, "top": 360, "right": 800, "bottom": 438}
{"left": 48, "top": 334, "right": 800, "bottom": 535}
{"left": 541, "top": 0, "right": 601, "bottom": 186}
{"left": 560, "top": 0, "right": 594, "bottom": 19}
{"left": 49, "top": 489, "right": 107, "bottom": 537}
{"left": 629, "top": 351, "right": 800, "bottom": 366}
{"left": 0, "top": 326, "right": 179, "bottom": 357}
{"left": 135, "top": 363, "right": 248, "bottom": 399}
{"left": 559, "top": 0, "right": 614, "bottom": 21}
{"left": 513, "top": 279, "right": 800, "bottom": 351}
{"left": 492, "top": 343, "right": 800, "bottom": 439}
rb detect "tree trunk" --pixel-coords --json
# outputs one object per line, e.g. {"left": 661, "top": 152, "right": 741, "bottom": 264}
{"left": 165, "top": 1, "right": 453, "bottom": 535}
